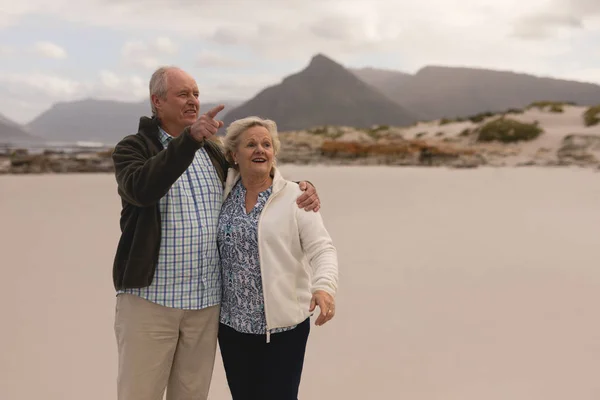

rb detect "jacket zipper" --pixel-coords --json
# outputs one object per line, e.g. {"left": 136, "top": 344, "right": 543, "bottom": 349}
{"left": 257, "top": 183, "right": 283, "bottom": 344}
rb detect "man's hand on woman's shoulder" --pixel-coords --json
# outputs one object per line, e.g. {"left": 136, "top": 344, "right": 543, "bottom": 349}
{"left": 297, "top": 181, "right": 320, "bottom": 212}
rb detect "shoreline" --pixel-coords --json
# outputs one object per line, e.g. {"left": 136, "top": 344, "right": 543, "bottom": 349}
{"left": 1, "top": 147, "right": 598, "bottom": 174}
{"left": 3, "top": 104, "right": 600, "bottom": 174}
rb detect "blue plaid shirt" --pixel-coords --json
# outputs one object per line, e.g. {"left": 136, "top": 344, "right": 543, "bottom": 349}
{"left": 119, "top": 127, "right": 224, "bottom": 309}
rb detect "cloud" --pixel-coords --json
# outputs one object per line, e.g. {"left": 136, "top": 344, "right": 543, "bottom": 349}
{"left": 196, "top": 73, "right": 284, "bottom": 103}
{"left": 561, "top": 0, "right": 600, "bottom": 16}
{"left": 512, "top": 13, "right": 584, "bottom": 39}
{"left": 33, "top": 41, "right": 67, "bottom": 59}
{"left": 0, "top": 73, "right": 82, "bottom": 97}
{"left": 121, "top": 37, "right": 179, "bottom": 69}
{"left": 99, "top": 70, "right": 121, "bottom": 89}
{"left": 195, "top": 51, "right": 244, "bottom": 68}
{"left": 4, "top": 0, "right": 594, "bottom": 62}
{"left": 564, "top": 68, "right": 600, "bottom": 84}
{"left": 0, "top": 3, "right": 41, "bottom": 28}
{"left": 2, "top": 0, "right": 600, "bottom": 123}
{"left": 0, "top": 45, "right": 15, "bottom": 57}
{"left": 154, "top": 37, "right": 177, "bottom": 54}
{"left": 0, "top": 70, "right": 149, "bottom": 122}
{"left": 512, "top": 0, "right": 600, "bottom": 39}
{"left": 97, "top": 70, "right": 147, "bottom": 99}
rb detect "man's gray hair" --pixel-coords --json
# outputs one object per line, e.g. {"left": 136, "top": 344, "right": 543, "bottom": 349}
{"left": 222, "top": 116, "right": 281, "bottom": 169}
{"left": 149, "top": 66, "right": 178, "bottom": 116}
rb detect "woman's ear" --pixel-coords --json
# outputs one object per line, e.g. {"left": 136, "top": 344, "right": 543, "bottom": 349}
{"left": 228, "top": 151, "right": 237, "bottom": 165}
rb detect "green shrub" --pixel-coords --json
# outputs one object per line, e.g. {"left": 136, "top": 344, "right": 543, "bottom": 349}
{"left": 416, "top": 132, "right": 427, "bottom": 138}
{"left": 505, "top": 108, "right": 524, "bottom": 115}
{"left": 583, "top": 105, "right": 600, "bottom": 127}
{"left": 309, "top": 126, "right": 328, "bottom": 135}
{"left": 459, "top": 128, "right": 471, "bottom": 137}
{"left": 439, "top": 118, "right": 453, "bottom": 125}
{"left": 528, "top": 101, "right": 575, "bottom": 110}
{"left": 550, "top": 104, "right": 564, "bottom": 113}
{"left": 369, "top": 125, "right": 389, "bottom": 133}
{"left": 477, "top": 118, "right": 543, "bottom": 143}
{"left": 309, "top": 125, "right": 346, "bottom": 139}
{"left": 468, "top": 111, "right": 495, "bottom": 123}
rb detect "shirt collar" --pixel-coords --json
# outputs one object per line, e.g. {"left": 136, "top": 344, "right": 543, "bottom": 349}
{"left": 158, "top": 126, "right": 173, "bottom": 148}
{"left": 236, "top": 180, "right": 273, "bottom": 198}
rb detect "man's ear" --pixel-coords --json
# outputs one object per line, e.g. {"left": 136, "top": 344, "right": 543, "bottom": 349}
{"left": 151, "top": 94, "right": 162, "bottom": 114}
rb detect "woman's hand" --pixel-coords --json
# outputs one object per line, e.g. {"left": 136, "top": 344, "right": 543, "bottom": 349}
{"left": 309, "top": 290, "right": 335, "bottom": 326}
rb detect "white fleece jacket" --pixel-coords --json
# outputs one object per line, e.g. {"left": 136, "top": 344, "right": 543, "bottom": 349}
{"left": 223, "top": 167, "right": 339, "bottom": 340}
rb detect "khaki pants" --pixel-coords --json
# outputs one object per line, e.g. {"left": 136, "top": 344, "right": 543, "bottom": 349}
{"left": 114, "top": 294, "right": 220, "bottom": 400}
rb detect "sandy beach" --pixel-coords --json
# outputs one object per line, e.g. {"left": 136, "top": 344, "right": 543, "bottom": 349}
{"left": 1, "top": 165, "right": 600, "bottom": 400}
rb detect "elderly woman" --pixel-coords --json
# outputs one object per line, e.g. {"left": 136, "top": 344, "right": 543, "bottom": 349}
{"left": 216, "top": 116, "right": 339, "bottom": 399}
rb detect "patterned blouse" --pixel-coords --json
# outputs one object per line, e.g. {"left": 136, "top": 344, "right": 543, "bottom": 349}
{"left": 217, "top": 180, "right": 297, "bottom": 335}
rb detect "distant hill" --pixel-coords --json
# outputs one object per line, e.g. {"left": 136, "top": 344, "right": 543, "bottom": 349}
{"left": 27, "top": 98, "right": 240, "bottom": 145}
{"left": 351, "top": 66, "right": 600, "bottom": 121}
{"left": 0, "top": 113, "right": 42, "bottom": 144}
{"left": 222, "top": 54, "right": 418, "bottom": 131}
{"left": 21, "top": 58, "right": 600, "bottom": 144}
{"left": 351, "top": 67, "right": 413, "bottom": 91}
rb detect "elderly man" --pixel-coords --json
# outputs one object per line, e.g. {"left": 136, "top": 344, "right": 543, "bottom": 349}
{"left": 111, "top": 66, "right": 320, "bottom": 400}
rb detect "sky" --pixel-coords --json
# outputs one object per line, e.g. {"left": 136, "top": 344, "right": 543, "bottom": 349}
{"left": 1, "top": 0, "right": 599, "bottom": 124}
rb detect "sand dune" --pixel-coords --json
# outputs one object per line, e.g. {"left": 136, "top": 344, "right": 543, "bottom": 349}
{"left": 1, "top": 166, "right": 600, "bottom": 399}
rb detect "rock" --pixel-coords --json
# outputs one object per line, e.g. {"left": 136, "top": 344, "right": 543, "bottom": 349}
{"left": 418, "top": 146, "right": 486, "bottom": 168}
{"left": 11, "top": 148, "right": 28, "bottom": 157}
{"left": 5, "top": 149, "right": 115, "bottom": 174}
{"left": 336, "top": 130, "right": 375, "bottom": 143}
{"left": 516, "top": 161, "right": 538, "bottom": 167}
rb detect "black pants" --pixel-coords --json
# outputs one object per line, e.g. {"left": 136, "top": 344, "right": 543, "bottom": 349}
{"left": 218, "top": 318, "right": 310, "bottom": 400}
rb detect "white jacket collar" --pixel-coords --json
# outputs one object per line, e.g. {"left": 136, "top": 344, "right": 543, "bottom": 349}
{"left": 223, "top": 166, "right": 287, "bottom": 200}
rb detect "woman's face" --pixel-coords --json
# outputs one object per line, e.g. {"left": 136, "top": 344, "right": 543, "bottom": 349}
{"left": 233, "top": 126, "right": 275, "bottom": 177}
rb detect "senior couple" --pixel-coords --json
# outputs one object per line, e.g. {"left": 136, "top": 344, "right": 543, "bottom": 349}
{"left": 111, "top": 66, "right": 339, "bottom": 400}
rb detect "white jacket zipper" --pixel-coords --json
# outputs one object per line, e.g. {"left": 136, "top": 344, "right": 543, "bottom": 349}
{"left": 257, "top": 183, "right": 282, "bottom": 344}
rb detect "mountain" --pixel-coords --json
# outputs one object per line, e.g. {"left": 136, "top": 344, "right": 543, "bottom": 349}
{"left": 350, "top": 67, "right": 412, "bottom": 90}
{"left": 27, "top": 98, "right": 240, "bottom": 145}
{"left": 352, "top": 66, "right": 600, "bottom": 121}
{"left": 222, "top": 54, "right": 418, "bottom": 131}
{"left": 0, "top": 113, "right": 42, "bottom": 144}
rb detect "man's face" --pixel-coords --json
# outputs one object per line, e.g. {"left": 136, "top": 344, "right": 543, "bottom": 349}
{"left": 153, "top": 69, "right": 200, "bottom": 134}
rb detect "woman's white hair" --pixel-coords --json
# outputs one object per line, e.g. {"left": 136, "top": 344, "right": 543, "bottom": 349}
{"left": 223, "top": 116, "right": 281, "bottom": 169}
